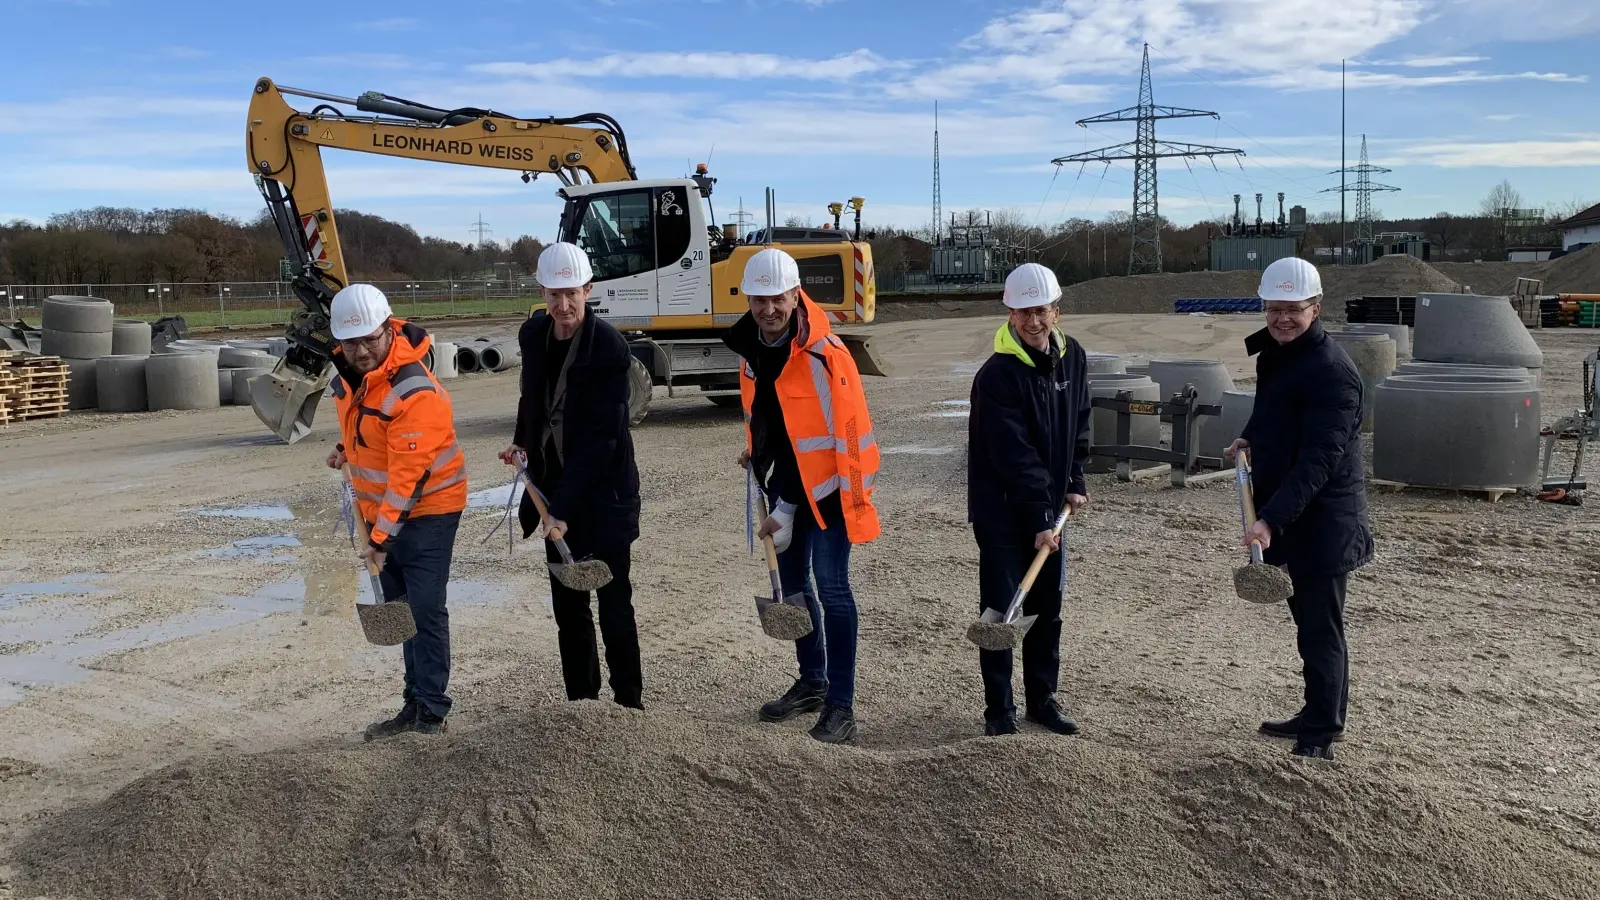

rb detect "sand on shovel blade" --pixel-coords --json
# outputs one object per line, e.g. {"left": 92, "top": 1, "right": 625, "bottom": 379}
{"left": 966, "top": 619, "right": 1021, "bottom": 651}
{"left": 358, "top": 600, "right": 417, "bottom": 645}
{"left": 557, "top": 559, "right": 613, "bottom": 592}
{"left": 1234, "top": 563, "right": 1292, "bottom": 605}
{"left": 759, "top": 602, "right": 813, "bottom": 640}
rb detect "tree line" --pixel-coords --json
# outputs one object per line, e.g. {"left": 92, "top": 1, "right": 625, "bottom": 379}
{"left": 0, "top": 207, "right": 546, "bottom": 286}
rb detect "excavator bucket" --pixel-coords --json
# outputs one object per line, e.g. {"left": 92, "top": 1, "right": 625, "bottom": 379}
{"left": 837, "top": 332, "right": 893, "bottom": 378}
{"left": 249, "top": 357, "right": 332, "bottom": 444}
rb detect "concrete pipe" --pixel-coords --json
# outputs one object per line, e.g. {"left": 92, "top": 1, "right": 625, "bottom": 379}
{"left": 218, "top": 347, "right": 276, "bottom": 369}
{"left": 231, "top": 366, "right": 275, "bottom": 407}
{"left": 431, "top": 341, "right": 459, "bottom": 379}
{"left": 1373, "top": 375, "right": 1541, "bottom": 490}
{"left": 1125, "top": 362, "right": 1150, "bottom": 377}
{"left": 478, "top": 341, "right": 522, "bottom": 373}
{"left": 1395, "top": 361, "right": 1529, "bottom": 380}
{"left": 111, "top": 319, "right": 153, "bottom": 356}
{"left": 1086, "top": 353, "right": 1126, "bottom": 375}
{"left": 224, "top": 339, "right": 271, "bottom": 352}
{"left": 1086, "top": 374, "right": 1159, "bottom": 473}
{"left": 41, "top": 296, "right": 114, "bottom": 333}
{"left": 163, "top": 339, "right": 225, "bottom": 356}
{"left": 95, "top": 355, "right": 149, "bottom": 412}
{"left": 1147, "top": 359, "right": 1234, "bottom": 422}
{"left": 216, "top": 368, "right": 234, "bottom": 405}
{"left": 1413, "top": 292, "right": 1544, "bottom": 372}
{"left": 41, "top": 328, "right": 114, "bottom": 359}
{"left": 265, "top": 338, "right": 290, "bottom": 358}
{"left": 1344, "top": 323, "right": 1411, "bottom": 360}
{"left": 1203, "top": 390, "right": 1256, "bottom": 458}
{"left": 455, "top": 342, "right": 484, "bottom": 374}
{"left": 147, "top": 351, "right": 221, "bottom": 411}
{"left": 1330, "top": 332, "right": 1397, "bottom": 434}
{"left": 63, "top": 358, "right": 98, "bottom": 410}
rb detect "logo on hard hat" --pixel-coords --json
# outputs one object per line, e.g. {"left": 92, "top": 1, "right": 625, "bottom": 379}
{"left": 1023, "top": 286, "right": 1039, "bottom": 297}
{"left": 341, "top": 315, "right": 363, "bottom": 326}
{"left": 1275, "top": 280, "right": 1295, "bottom": 292}
{"left": 756, "top": 274, "right": 772, "bottom": 286}
{"left": 558, "top": 267, "right": 573, "bottom": 278}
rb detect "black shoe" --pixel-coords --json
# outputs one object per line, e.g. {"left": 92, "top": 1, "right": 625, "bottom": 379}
{"left": 985, "top": 715, "right": 1019, "bottom": 737}
{"left": 1260, "top": 715, "right": 1345, "bottom": 742}
{"left": 363, "top": 700, "right": 418, "bottom": 742}
{"left": 809, "top": 704, "right": 857, "bottom": 744}
{"left": 759, "top": 678, "right": 827, "bottom": 723}
{"left": 1026, "top": 699, "right": 1080, "bottom": 735}
{"left": 413, "top": 710, "right": 448, "bottom": 736}
{"left": 1292, "top": 738, "right": 1335, "bottom": 760}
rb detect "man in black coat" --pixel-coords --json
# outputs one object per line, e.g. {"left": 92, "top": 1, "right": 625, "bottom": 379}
{"left": 501, "top": 242, "right": 644, "bottom": 709}
{"left": 1227, "top": 256, "right": 1373, "bottom": 760}
{"left": 967, "top": 263, "right": 1092, "bottom": 738}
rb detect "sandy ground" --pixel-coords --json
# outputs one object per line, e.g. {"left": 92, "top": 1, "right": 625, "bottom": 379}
{"left": 1, "top": 313, "right": 1598, "bottom": 897}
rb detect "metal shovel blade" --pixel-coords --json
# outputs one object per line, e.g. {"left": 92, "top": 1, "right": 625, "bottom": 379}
{"left": 756, "top": 591, "right": 813, "bottom": 640}
{"left": 969, "top": 606, "right": 1036, "bottom": 651}
{"left": 551, "top": 557, "right": 613, "bottom": 592}
{"left": 357, "top": 572, "right": 416, "bottom": 645}
{"left": 248, "top": 359, "right": 331, "bottom": 445}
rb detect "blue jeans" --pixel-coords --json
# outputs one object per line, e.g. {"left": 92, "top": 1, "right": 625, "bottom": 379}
{"left": 776, "top": 498, "right": 858, "bottom": 709}
{"left": 378, "top": 511, "right": 460, "bottom": 719}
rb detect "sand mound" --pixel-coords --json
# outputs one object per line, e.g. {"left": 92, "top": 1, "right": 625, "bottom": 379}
{"left": 15, "top": 703, "right": 1598, "bottom": 900}
{"left": 1061, "top": 270, "right": 1263, "bottom": 315}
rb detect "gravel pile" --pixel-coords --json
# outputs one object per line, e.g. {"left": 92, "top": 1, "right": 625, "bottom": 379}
{"left": 758, "top": 602, "right": 813, "bottom": 640}
{"left": 1233, "top": 562, "right": 1292, "bottom": 604}
{"left": 16, "top": 702, "right": 1598, "bottom": 900}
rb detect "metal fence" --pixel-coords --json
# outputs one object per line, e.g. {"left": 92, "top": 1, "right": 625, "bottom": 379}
{"left": 1, "top": 280, "right": 538, "bottom": 330}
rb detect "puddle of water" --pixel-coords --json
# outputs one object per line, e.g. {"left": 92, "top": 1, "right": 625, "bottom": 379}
{"left": 467, "top": 482, "right": 522, "bottom": 510}
{"left": 939, "top": 399, "right": 971, "bottom": 407}
{"left": 197, "top": 505, "right": 295, "bottom": 521}
{"left": 927, "top": 410, "right": 971, "bottom": 419}
{"left": 882, "top": 445, "right": 957, "bottom": 455}
{"left": 0, "top": 574, "right": 109, "bottom": 607}
{"left": 199, "top": 535, "right": 302, "bottom": 560}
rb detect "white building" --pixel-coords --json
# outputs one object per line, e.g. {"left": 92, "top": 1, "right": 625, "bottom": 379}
{"left": 1558, "top": 202, "right": 1600, "bottom": 252}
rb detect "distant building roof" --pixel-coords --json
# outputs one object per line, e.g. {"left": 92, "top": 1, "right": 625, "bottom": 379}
{"left": 1558, "top": 201, "right": 1600, "bottom": 231}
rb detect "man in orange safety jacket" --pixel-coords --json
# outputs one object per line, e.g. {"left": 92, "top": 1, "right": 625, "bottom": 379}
{"left": 323, "top": 283, "right": 468, "bottom": 741}
{"left": 722, "top": 247, "right": 880, "bottom": 744}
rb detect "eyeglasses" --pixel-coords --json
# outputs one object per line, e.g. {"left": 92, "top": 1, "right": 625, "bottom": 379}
{"left": 338, "top": 331, "right": 389, "bottom": 354}
{"left": 1011, "top": 306, "right": 1059, "bottom": 321}
{"left": 1264, "top": 303, "right": 1317, "bottom": 318}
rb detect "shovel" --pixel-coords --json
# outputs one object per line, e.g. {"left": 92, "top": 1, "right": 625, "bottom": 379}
{"left": 516, "top": 460, "right": 614, "bottom": 592}
{"left": 341, "top": 466, "right": 417, "bottom": 646}
{"left": 1233, "top": 449, "right": 1292, "bottom": 605}
{"left": 753, "top": 493, "right": 814, "bottom": 641}
{"left": 967, "top": 504, "right": 1072, "bottom": 651}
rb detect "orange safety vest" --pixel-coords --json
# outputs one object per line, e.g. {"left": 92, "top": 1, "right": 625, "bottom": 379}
{"left": 332, "top": 319, "right": 467, "bottom": 548}
{"left": 739, "top": 294, "right": 881, "bottom": 543}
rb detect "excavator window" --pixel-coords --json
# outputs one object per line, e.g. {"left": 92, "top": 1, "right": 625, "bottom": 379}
{"left": 653, "top": 187, "right": 692, "bottom": 269}
{"left": 569, "top": 190, "right": 655, "bottom": 281}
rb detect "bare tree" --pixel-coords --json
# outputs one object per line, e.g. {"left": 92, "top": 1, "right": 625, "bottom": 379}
{"left": 1478, "top": 180, "right": 1524, "bottom": 218}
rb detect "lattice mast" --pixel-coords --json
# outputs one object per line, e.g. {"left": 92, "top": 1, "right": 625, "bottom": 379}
{"left": 1052, "top": 43, "right": 1243, "bottom": 275}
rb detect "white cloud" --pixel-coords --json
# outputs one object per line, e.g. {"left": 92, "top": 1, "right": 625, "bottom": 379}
{"left": 1484, "top": 114, "right": 1526, "bottom": 122}
{"left": 1245, "top": 68, "right": 1586, "bottom": 91}
{"left": 354, "top": 17, "right": 420, "bottom": 32}
{"left": 1394, "top": 137, "right": 1600, "bottom": 168}
{"left": 1364, "top": 55, "right": 1488, "bottom": 67}
{"left": 471, "top": 49, "right": 886, "bottom": 82}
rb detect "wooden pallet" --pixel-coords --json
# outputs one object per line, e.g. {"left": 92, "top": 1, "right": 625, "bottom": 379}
{"left": 1370, "top": 478, "right": 1516, "bottom": 503}
{"left": 0, "top": 353, "right": 70, "bottom": 421}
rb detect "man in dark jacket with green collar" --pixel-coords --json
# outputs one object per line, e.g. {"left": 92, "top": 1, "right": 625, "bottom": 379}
{"left": 1226, "top": 256, "right": 1373, "bottom": 760}
{"left": 501, "top": 242, "right": 644, "bottom": 710}
{"left": 967, "top": 263, "right": 1091, "bottom": 738}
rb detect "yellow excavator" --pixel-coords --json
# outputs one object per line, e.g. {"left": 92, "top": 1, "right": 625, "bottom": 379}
{"left": 244, "top": 78, "right": 884, "bottom": 442}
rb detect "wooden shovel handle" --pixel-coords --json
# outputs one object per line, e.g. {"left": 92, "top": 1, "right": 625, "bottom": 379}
{"left": 341, "top": 463, "right": 383, "bottom": 577}
{"left": 756, "top": 494, "right": 782, "bottom": 572}
{"left": 1016, "top": 505, "right": 1072, "bottom": 596}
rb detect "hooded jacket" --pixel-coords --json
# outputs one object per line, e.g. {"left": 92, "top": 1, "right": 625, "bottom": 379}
{"left": 331, "top": 319, "right": 467, "bottom": 550}
{"left": 512, "top": 309, "right": 641, "bottom": 549}
{"left": 967, "top": 322, "right": 1091, "bottom": 539}
{"left": 1239, "top": 319, "right": 1374, "bottom": 577}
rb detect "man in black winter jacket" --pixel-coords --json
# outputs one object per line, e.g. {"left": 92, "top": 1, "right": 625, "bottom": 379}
{"left": 968, "top": 263, "right": 1092, "bottom": 738}
{"left": 500, "top": 242, "right": 644, "bottom": 709}
{"left": 1227, "top": 256, "right": 1373, "bottom": 760}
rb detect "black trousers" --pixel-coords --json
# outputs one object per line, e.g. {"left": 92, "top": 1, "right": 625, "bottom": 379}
{"left": 975, "top": 525, "right": 1064, "bottom": 722}
{"left": 545, "top": 534, "right": 644, "bottom": 709}
{"left": 1287, "top": 571, "right": 1349, "bottom": 738}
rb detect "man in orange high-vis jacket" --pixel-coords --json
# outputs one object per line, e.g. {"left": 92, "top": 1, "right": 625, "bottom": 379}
{"left": 322, "top": 283, "right": 468, "bottom": 741}
{"left": 722, "top": 247, "right": 880, "bottom": 744}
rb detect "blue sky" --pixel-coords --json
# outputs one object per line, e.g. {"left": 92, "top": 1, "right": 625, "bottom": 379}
{"left": 2, "top": 0, "right": 1598, "bottom": 244}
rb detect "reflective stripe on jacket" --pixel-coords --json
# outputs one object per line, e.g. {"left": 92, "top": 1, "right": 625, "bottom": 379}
{"left": 332, "top": 319, "right": 467, "bottom": 549}
{"left": 736, "top": 293, "right": 881, "bottom": 543}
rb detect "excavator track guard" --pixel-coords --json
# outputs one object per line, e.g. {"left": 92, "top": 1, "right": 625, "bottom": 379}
{"left": 250, "top": 356, "right": 332, "bottom": 444}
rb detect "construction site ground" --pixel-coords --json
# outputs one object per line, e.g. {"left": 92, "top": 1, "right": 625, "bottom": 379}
{"left": 1, "top": 311, "right": 1598, "bottom": 898}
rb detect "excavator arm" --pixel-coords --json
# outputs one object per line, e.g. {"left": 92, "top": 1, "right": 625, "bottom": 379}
{"left": 243, "top": 77, "right": 638, "bottom": 442}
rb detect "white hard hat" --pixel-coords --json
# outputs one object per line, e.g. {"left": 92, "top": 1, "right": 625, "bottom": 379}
{"left": 329, "top": 284, "right": 393, "bottom": 341}
{"left": 740, "top": 248, "right": 801, "bottom": 297}
{"left": 537, "top": 242, "right": 594, "bottom": 290}
{"left": 1003, "top": 263, "right": 1061, "bottom": 309}
{"left": 1258, "top": 257, "right": 1322, "bottom": 303}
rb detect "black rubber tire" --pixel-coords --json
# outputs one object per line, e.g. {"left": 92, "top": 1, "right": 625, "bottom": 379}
{"left": 627, "top": 355, "right": 652, "bottom": 426}
{"left": 42, "top": 328, "right": 113, "bottom": 359}
{"left": 41, "top": 296, "right": 114, "bottom": 333}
